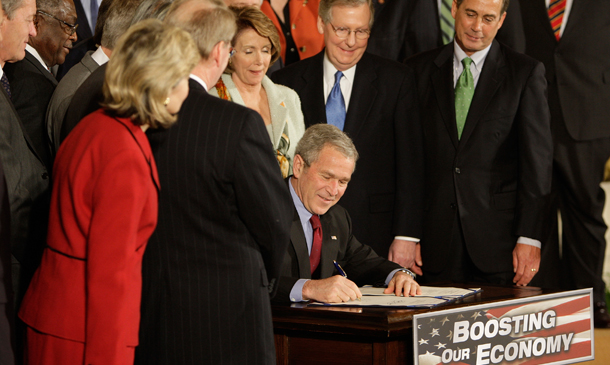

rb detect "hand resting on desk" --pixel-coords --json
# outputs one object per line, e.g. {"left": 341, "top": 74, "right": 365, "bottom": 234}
{"left": 385, "top": 271, "right": 422, "bottom": 297}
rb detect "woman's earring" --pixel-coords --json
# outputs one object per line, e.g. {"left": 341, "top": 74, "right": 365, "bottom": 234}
{"left": 164, "top": 97, "right": 170, "bottom": 106}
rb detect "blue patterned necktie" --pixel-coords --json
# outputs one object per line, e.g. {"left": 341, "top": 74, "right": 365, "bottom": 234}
{"left": 1, "top": 73, "right": 11, "bottom": 99}
{"left": 90, "top": 0, "right": 98, "bottom": 29}
{"left": 326, "top": 71, "right": 346, "bottom": 131}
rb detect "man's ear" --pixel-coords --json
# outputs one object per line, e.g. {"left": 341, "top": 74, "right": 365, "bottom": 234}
{"left": 212, "top": 41, "right": 226, "bottom": 68}
{"left": 317, "top": 16, "right": 324, "bottom": 35}
{"left": 292, "top": 154, "right": 304, "bottom": 178}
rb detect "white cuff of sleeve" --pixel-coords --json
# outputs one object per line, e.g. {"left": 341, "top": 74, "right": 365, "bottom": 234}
{"left": 394, "top": 236, "right": 420, "bottom": 243}
{"left": 517, "top": 236, "right": 541, "bottom": 249}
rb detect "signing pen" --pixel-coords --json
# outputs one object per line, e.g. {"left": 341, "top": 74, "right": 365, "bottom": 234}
{"left": 333, "top": 260, "right": 361, "bottom": 301}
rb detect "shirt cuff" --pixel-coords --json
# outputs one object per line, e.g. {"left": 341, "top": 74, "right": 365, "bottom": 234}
{"left": 385, "top": 269, "right": 402, "bottom": 286}
{"left": 517, "top": 236, "right": 541, "bottom": 249}
{"left": 394, "top": 236, "right": 420, "bottom": 243}
{"left": 289, "top": 279, "right": 309, "bottom": 302}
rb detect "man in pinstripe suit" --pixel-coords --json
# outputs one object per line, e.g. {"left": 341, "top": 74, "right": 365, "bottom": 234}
{"left": 135, "top": 2, "right": 293, "bottom": 364}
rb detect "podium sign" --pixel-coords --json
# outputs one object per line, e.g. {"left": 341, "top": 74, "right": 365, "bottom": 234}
{"left": 413, "top": 289, "right": 593, "bottom": 365}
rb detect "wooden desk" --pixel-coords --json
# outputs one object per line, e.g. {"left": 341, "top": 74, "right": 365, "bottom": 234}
{"left": 272, "top": 285, "right": 546, "bottom": 365}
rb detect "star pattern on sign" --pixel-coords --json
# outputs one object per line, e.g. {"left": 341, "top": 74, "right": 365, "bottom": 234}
{"left": 425, "top": 351, "right": 436, "bottom": 356}
{"left": 440, "top": 316, "right": 450, "bottom": 326}
{"left": 419, "top": 338, "right": 429, "bottom": 345}
{"left": 447, "top": 330, "right": 453, "bottom": 341}
{"left": 456, "top": 313, "right": 465, "bottom": 319}
{"left": 430, "top": 328, "right": 440, "bottom": 337}
{"left": 434, "top": 342, "right": 447, "bottom": 349}
{"left": 418, "top": 324, "right": 421, "bottom": 329}
{"left": 471, "top": 311, "right": 482, "bottom": 320}
{"left": 429, "top": 318, "right": 436, "bottom": 323}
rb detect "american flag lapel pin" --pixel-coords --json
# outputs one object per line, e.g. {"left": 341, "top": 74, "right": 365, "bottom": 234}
{"left": 331, "top": 236, "right": 337, "bottom": 240}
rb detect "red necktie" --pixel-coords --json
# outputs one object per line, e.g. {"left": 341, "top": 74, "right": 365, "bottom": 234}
{"left": 548, "top": 0, "right": 566, "bottom": 41}
{"left": 309, "top": 215, "right": 322, "bottom": 274}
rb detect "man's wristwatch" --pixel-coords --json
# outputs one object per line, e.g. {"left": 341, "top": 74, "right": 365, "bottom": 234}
{"left": 398, "top": 268, "right": 416, "bottom": 279}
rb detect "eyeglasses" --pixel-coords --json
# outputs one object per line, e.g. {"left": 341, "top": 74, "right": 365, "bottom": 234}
{"left": 329, "top": 22, "right": 370, "bottom": 40}
{"left": 37, "top": 10, "right": 78, "bottom": 36}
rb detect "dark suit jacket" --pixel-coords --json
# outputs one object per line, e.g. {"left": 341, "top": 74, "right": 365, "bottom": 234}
{"left": 495, "top": 0, "right": 525, "bottom": 53}
{"left": 61, "top": 63, "right": 106, "bottom": 143}
{"left": 4, "top": 51, "right": 57, "bottom": 171}
{"left": 0, "top": 84, "right": 50, "bottom": 305}
{"left": 276, "top": 200, "right": 402, "bottom": 302}
{"left": 520, "top": 0, "right": 610, "bottom": 141}
{"left": 406, "top": 40, "right": 552, "bottom": 274}
{"left": 47, "top": 50, "right": 100, "bottom": 154}
{"left": 135, "top": 80, "right": 292, "bottom": 365}
{"left": 0, "top": 157, "right": 15, "bottom": 365}
{"left": 272, "top": 51, "right": 423, "bottom": 258}
{"left": 367, "top": 0, "right": 441, "bottom": 62}
{"left": 75, "top": 0, "right": 93, "bottom": 41}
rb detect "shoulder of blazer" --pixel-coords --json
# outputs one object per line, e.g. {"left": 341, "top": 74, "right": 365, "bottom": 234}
{"left": 24, "top": 51, "right": 58, "bottom": 86}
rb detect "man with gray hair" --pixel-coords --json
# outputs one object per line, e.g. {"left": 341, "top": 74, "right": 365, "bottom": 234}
{"left": 272, "top": 0, "right": 423, "bottom": 271}
{"left": 276, "top": 124, "right": 420, "bottom": 304}
{"left": 46, "top": 0, "right": 138, "bottom": 154}
{"left": 135, "top": 1, "right": 292, "bottom": 364}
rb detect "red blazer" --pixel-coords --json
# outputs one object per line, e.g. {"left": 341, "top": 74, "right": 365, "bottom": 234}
{"left": 261, "top": 0, "right": 324, "bottom": 62}
{"left": 19, "top": 109, "right": 159, "bottom": 364}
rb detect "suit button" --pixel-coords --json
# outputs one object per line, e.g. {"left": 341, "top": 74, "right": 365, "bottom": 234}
{"left": 41, "top": 172, "right": 49, "bottom": 179}
{"left": 300, "top": 46, "right": 306, "bottom": 53}
{"left": 450, "top": 203, "right": 456, "bottom": 209}
{"left": 455, "top": 167, "right": 461, "bottom": 174}
{"left": 292, "top": 24, "right": 296, "bottom": 29}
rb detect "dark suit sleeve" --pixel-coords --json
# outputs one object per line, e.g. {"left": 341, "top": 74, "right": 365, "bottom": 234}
{"left": 514, "top": 61, "right": 552, "bottom": 240}
{"left": 393, "top": 66, "right": 424, "bottom": 239}
{"left": 336, "top": 208, "right": 403, "bottom": 285}
{"left": 233, "top": 110, "right": 293, "bottom": 295}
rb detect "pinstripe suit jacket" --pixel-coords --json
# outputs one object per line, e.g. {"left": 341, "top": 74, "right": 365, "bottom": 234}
{"left": 136, "top": 79, "right": 292, "bottom": 365}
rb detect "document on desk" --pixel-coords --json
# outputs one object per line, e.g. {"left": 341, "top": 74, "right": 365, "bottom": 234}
{"left": 311, "top": 286, "right": 481, "bottom": 308}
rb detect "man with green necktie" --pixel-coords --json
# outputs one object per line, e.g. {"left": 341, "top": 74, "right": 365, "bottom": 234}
{"left": 405, "top": 0, "right": 553, "bottom": 287}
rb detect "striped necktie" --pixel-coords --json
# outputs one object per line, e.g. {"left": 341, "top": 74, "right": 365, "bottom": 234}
{"left": 440, "top": 0, "right": 455, "bottom": 44}
{"left": 548, "top": 0, "right": 566, "bottom": 41}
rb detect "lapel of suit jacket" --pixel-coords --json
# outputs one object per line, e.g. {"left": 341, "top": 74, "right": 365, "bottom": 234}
{"left": 301, "top": 52, "right": 327, "bottom": 126}
{"left": 431, "top": 44, "right": 459, "bottom": 149}
{"left": 533, "top": 0, "right": 557, "bottom": 42}
{"left": 25, "top": 51, "right": 58, "bottom": 86}
{"left": 262, "top": 76, "right": 288, "bottom": 149}
{"left": 290, "top": 209, "right": 312, "bottom": 279}
{"left": 0, "top": 84, "right": 46, "bottom": 166}
{"left": 319, "top": 212, "right": 340, "bottom": 279}
{"left": 458, "top": 40, "right": 506, "bottom": 148}
{"left": 560, "top": 0, "right": 584, "bottom": 41}
{"left": 344, "top": 52, "right": 378, "bottom": 141}
{"left": 74, "top": 0, "right": 93, "bottom": 40}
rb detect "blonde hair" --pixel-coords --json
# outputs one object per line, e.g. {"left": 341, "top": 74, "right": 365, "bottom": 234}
{"left": 224, "top": 5, "right": 280, "bottom": 74}
{"left": 103, "top": 19, "right": 200, "bottom": 128}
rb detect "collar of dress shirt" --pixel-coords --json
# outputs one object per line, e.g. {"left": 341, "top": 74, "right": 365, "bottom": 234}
{"left": 26, "top": 44, "right": 51, "bottom": 72}
{"left": 91, "top": 46, "right": 109, "bottom": 66}
{"left": 452, "top": 39, "right": 492, "bottom": 87}
{"left": 289, "top": 176, "right": 313, "bottom": 231}
{"left": 189, "top": 74, "right": 207, "bottom": 91}
{"left": 0, "top": 66, "right": 4, "bottom": 80}
{"left": 322, "top": 51, "right": 356, "bottom": 107}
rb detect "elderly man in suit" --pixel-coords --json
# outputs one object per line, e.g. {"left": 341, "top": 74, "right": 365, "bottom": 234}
{"left": 519, "top": 0, "right": 610, "bottom": 328}
{"left": 272, "top": 0, "right": 423, "bottom": 270}
{"left": 277, "top": 124, "right": 420, "bottom": 303}
{"left": 46, "top": 0, "right": 137, "bottom": 154}
{"left": 4, "top": 0, "right": 77, "bottom": 171}
{"left": 135, "top": 1, "right": 292, "bottom": 364}
{"left": 406, "top": 0, "right": 552, "bottom": 286}
{"left": 0, "top": 0, "right": 51, "bottom": 301}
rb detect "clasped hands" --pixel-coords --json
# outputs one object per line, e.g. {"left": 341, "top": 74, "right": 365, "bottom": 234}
{"left": 301, "top": 271, "right": 421, "bottom": 303}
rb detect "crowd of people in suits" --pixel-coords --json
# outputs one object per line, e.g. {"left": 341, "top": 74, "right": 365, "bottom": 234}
{"left": 0, "top": 0, "right": 609, "bottom": 363}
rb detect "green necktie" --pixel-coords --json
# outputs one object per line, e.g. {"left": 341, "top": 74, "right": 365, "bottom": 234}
{"left": 455, "top": 57, "right": 474, "bottom": 140}
{"left": 440, "top": 0, "right": 455, "bottom": 44}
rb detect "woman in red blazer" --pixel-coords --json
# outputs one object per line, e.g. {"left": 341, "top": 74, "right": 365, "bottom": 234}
{"left": 18, "top": 19, "right": 199, "bottom": 365}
